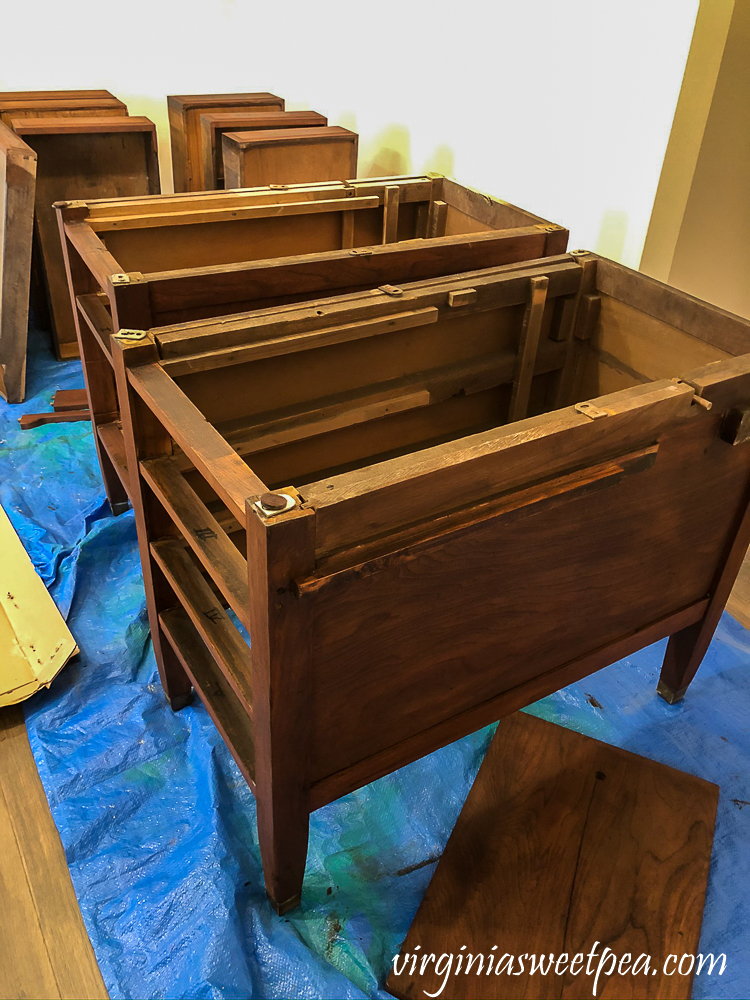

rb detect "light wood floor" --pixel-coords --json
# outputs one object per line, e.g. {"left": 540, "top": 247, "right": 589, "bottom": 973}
{"left": 1, "top": 572, "right": 749, "bottom": 1000}
{"left": 0, "top": 705, "right": 107, "bottom": 1000}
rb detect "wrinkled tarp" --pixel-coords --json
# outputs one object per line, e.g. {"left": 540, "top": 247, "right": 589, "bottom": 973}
{"left": 1, "top": 326, "right": 749, "bottom": 1000}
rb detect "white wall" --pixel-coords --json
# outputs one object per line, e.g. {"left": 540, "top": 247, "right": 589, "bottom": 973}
{"left": 1, "top": 0, "right": 698, "bottom": 267}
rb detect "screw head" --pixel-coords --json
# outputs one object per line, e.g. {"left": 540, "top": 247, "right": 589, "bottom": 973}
{"left": 259, "top": 492, "right": 288, "bottom": 512}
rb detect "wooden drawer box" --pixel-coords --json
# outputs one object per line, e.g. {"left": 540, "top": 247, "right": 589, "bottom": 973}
{"left": 222, "top": 125, "right": 358, "bottom": 189}
{"left": 15, "top": 115, "right": 159, "bottom": 359}
{"left": 168, "top": 92, "right": 285, "bottom": 192}
{"left": 0, "top": 90, "right": 128, "bottom": 125}
{"left": 112, "top": 251, "right": 750, "bottom": 913}
{"left": 56, "top": 174, "right": 568, "bottom": 510}
{"left": 200, "top": 110, "right": 328, "bottom": 190}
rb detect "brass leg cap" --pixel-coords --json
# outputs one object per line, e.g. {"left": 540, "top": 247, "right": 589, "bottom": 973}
{"left": 268, "top": 891, "right": 302, "bottom": 916}
{"left": 169, "top": 690, "right": 193, "bottom": 712}
{"left": 657, "top": 680, "right": 688, "bottom": 705}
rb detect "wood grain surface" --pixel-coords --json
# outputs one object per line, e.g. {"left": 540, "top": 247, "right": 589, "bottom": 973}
{"left": 0, "top": 706, "right": 107, "bottom": 999}
{"left": 387, "top": 712, "right": 718, "bottom": 1000}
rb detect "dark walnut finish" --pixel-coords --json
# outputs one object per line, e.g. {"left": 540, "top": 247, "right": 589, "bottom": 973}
{"left": 109, "top": 250, "right": 750, "bottom": 912}
{"left": 199, "top": 110, "right": 328, "bottom": 190}
{"left": 387, "top": 712, "right": 718, "bottom": 1000}
{"left": 55, "top": 174, "right": 567, "bottom": 510}
{"left": 14, "top": 116, "right": 159, "bottom": 359}
{"left": 167, "top": 92, "right": 285, "bottom": 193}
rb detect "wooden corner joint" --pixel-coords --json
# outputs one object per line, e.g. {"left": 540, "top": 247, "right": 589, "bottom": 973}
{"left": 111, "top": 330, "right": 157, "bottom": 367}
{"left": 670, "top": 378, "right": 713, "bottom": 412}
{"left": 54, "top": 199, "right": 89, "bottom": 221}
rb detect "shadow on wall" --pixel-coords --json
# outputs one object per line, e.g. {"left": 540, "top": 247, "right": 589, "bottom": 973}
{"left": 360, "top": 124, "right": 412, "bottom": 177}
{"left": 595, "top": 209, "right": 629, "bottom": 262}
{"left": 423, "top": 143, "right": 455, "bottom": 179}
{"left": 118, "top": 93, "right": 174, "bottom": 193}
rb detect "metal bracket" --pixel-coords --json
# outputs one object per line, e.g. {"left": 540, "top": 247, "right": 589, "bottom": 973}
{"left": 110, "top": 273, "right": 131, "bottom": 285}
{"left": 575, "top": 401, "right": 609, "bottom": 420}
{"left": 113, "top": 329, "right": 148, "bottom": 342}
{"left": 269, "top": 184, "right": 289, "bottom": 190}
{"left": 378, "top": 284, "right": 403, "bottom": 297}
{"left": 252, "top": 492, "right": 297, "bottom": 519}
{"left": 54, "top": 199, "right": 88, "bottom": 210}
{"left": 349, "top": 248, "right": 373, "bottom": 257}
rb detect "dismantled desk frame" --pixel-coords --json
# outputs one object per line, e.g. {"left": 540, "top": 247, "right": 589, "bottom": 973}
{"left": 56, "top": 173, "right": 568, "bottom": 509}
{"left": 111, "top": 251, "right": 750, "bottom": 912}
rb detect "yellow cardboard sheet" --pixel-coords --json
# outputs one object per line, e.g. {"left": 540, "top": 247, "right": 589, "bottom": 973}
{"left": 0, "top": 503, "right": 78, "bottom": 705}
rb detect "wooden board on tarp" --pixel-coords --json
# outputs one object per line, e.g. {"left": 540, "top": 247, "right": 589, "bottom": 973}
{"left": 0, "top": 504, "right": 78, "bottom": 705}
{"left": 387, "top": 712, "right": 718, "bottom": 1000}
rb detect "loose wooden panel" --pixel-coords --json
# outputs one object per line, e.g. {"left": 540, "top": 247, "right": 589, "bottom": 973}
{"left": 307, "top": 411, "right": 750, "bottom": 779}
{"left": 14, "top": 116, "right": 159, "bottom": 358}
{"left": 199, "top": 110, "right": 327, "bottom": 190}
{"left": 387, "top": 712, "right": 718, "bottom": 1000}
{"left": 222, "top": 126, "right": 358, "bottom": 190}
{"left": 0, "top": 123, "right": 36, "bottom": 402}
{"left": 167, "top": 92, "right": 285, "bottom": 193}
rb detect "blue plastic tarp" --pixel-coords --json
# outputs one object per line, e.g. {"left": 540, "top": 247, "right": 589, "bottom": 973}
{"left": 1, "top": 326, "right": 749, "bottom": 999}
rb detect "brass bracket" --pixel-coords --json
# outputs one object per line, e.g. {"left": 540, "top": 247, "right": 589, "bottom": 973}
{"left": 54, "top": 199, "right": 88, "bottom": 210}
{"left": 575, "top": 401, "right": 609, "bottom": 420}
{"left": 349, "top": 248, "right": 372, "bottom": 257}
{"left": 269, "top": 184, "right": 289, "bottom": 190}
{"left": 378, "top": 284, "right": 403, "bottom": 297}
{"left": 110, "top": 273, "right": 131, "bottom": 285}
{"left": 113, "top": 329, "right": 148, "bottom": 342}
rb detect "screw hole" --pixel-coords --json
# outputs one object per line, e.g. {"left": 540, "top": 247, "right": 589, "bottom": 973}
{"left": 277, "top": 587, "right": 286, "bottom": 595}
{"left": 595, "top": 771, "right": 606, "bottom": 781}
{"left": 316, "top": 310, "right": 324, "bottom": 316}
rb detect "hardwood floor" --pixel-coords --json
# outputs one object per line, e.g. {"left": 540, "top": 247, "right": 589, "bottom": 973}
{"left": 0, "top": 705, "right": 107, "bottom": 1000}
